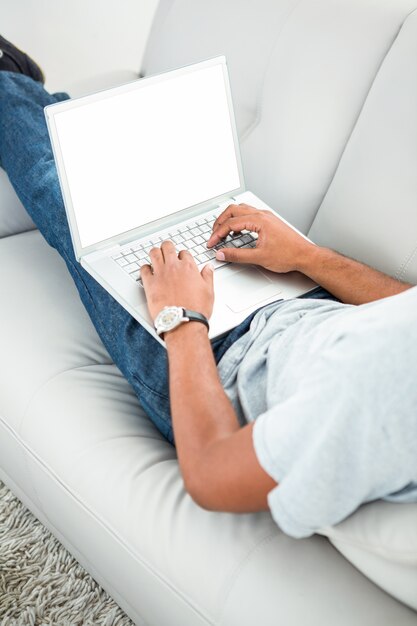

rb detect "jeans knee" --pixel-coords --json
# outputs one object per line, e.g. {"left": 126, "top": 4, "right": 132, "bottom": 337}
{"left": 0, "top": 70, "right": 31, "bottom": 97}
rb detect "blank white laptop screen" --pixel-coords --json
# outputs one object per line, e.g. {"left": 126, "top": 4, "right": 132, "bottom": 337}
{"left": 53, "top": 63, "right": 241, "bottom": 249}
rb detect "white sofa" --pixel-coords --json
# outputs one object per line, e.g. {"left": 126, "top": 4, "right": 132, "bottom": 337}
{"left": 1, "top": 1, "right": 417, "bottom": 624}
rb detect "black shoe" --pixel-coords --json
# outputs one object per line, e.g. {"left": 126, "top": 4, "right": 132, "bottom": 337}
{"left": 0, "top": 35, "right": 45, "bottom": 83}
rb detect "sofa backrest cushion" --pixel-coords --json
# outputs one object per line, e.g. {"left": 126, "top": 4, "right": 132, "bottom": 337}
{"left": 309, "top": 8, "right": 417, "bottom": 285}
{"left": 143, "top": 0, "right": 417, "bottom": 282}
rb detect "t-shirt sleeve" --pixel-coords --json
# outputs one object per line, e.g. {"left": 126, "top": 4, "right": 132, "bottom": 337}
{"left": 252, "top": 339, "right": 417, "bottom": 538}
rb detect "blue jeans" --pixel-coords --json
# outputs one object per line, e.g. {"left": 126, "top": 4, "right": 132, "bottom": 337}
{"left": 0, "top": 72, "right": 334, "bottom": 445}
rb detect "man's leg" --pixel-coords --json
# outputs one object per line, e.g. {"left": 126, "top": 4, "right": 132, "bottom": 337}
{"left": 0, "top": 71, "right": 175, "bottom": 443}
{"left": 0, "top": 71, "right": 338, "bottom": 444}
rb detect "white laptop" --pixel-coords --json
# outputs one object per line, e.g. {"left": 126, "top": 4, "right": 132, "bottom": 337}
{"left": 45, "top": 56, "right": 316, "bottom": 344}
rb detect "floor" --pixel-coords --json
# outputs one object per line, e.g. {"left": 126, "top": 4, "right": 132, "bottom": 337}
{"left": 0, "top": 479, "right": 134, "bottom": 625}
{"left": 1, "top": 0, "right": 158, "bottom": 97}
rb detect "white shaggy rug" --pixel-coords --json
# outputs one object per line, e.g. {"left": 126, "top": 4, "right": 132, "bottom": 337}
{"left": 0, "top": 480, "right": 134, "bottom": 626}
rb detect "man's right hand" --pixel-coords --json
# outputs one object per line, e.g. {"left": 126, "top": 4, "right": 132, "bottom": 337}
{"left": 208, "top": 204, "right": 413, "bottom": 306}
{"left": 207, "top": 203, "right": 315, "bottom": 274}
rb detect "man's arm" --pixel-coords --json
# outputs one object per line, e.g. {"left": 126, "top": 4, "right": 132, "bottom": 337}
{"left": 295, "top": 246, "right": 411, "bottom": 305}
{"left": 140, "top": 241, "right": 276, "bottom": 512}
{"left": 139, "top": 202, "right": 414, "bottom": 513}
{"left": 207, "top": 204, "right": 413, "bottom": 305}
{"left": 165, "top": 323, "right": 276, "bottom": 511}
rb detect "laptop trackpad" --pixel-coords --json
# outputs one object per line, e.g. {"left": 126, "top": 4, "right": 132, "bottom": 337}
{"left": 222, "top": 267, "right": 282, "bottom": 313}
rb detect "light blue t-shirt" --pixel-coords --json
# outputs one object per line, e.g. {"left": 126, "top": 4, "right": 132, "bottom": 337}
{"left": 217, "top": 286, "right": 417, "bottom": 538}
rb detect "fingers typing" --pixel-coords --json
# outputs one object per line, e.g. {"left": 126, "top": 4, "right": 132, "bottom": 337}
{"left": 208, "top": 215, "right": 259, "bottom": 247}
{"left": 213, "top": 203, "right": 256, "bottom": 231}
{"left": 160, "top": 239, "right": 177, "bottom": 263}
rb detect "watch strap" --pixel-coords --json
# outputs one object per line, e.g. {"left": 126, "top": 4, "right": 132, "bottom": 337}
{"left": 182, "top": 308, "right": 210, "bottom": 331}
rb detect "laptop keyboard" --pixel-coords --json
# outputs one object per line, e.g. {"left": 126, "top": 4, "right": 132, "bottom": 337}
{"left": 112, "top": 211, "right": 257, "bottom": 285}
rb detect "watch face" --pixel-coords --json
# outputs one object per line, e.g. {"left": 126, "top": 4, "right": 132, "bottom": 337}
{"left": 156, "top": 306, "right": 183, "bottom": 333}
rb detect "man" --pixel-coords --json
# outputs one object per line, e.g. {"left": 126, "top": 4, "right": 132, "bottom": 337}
{"left": 1, "top": 37, "right": 416, "bottom": 538}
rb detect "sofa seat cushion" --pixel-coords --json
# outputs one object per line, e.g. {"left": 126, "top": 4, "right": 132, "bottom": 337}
{"left": 320, "top": 501, "right": 417, "bottom": 610}
{"left": 1, "top": 230, "right": 417, "bottom": 624}
{"left": 0, "top": 230, "right": 111, "bottom": 431}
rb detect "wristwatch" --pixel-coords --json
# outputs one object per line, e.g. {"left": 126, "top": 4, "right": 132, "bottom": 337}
{"left": 154, "top": 306, "right": 209, "bottom": 338}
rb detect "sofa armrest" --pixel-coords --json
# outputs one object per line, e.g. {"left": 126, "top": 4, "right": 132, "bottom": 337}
{"left": 0, "top": 168, "right": 36, "bottom": 238}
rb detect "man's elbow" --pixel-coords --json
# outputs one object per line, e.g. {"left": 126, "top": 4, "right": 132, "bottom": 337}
{"left": 183, "top": 470, "right": 220, "bottom": 512}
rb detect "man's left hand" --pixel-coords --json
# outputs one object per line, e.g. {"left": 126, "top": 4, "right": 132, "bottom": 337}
{"left": 140, "top": 240, "right": 215, "bottom": 321}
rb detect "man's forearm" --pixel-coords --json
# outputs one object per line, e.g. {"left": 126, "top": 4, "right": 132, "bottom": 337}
{"left": 297, "top": 246, "right": 412, "bottom": 305}
{"left": 164, "top": 323, "right": 274, "bottom": 511}
{"left": 165, "top": 324, "right": 240, "bottom": 491}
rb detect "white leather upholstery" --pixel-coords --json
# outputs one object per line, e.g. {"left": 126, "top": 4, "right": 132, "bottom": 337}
{"left": 309, "top": 8, "right": 417, "bottom": 284}
{"left": 1, "top": 0, "right": 417, "bottom": 623}
{"left": 320, "top": 501, "right": 417, "bottom": 611}
{"left": 1, "top": 231, "right": 416, "bottom": 625}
